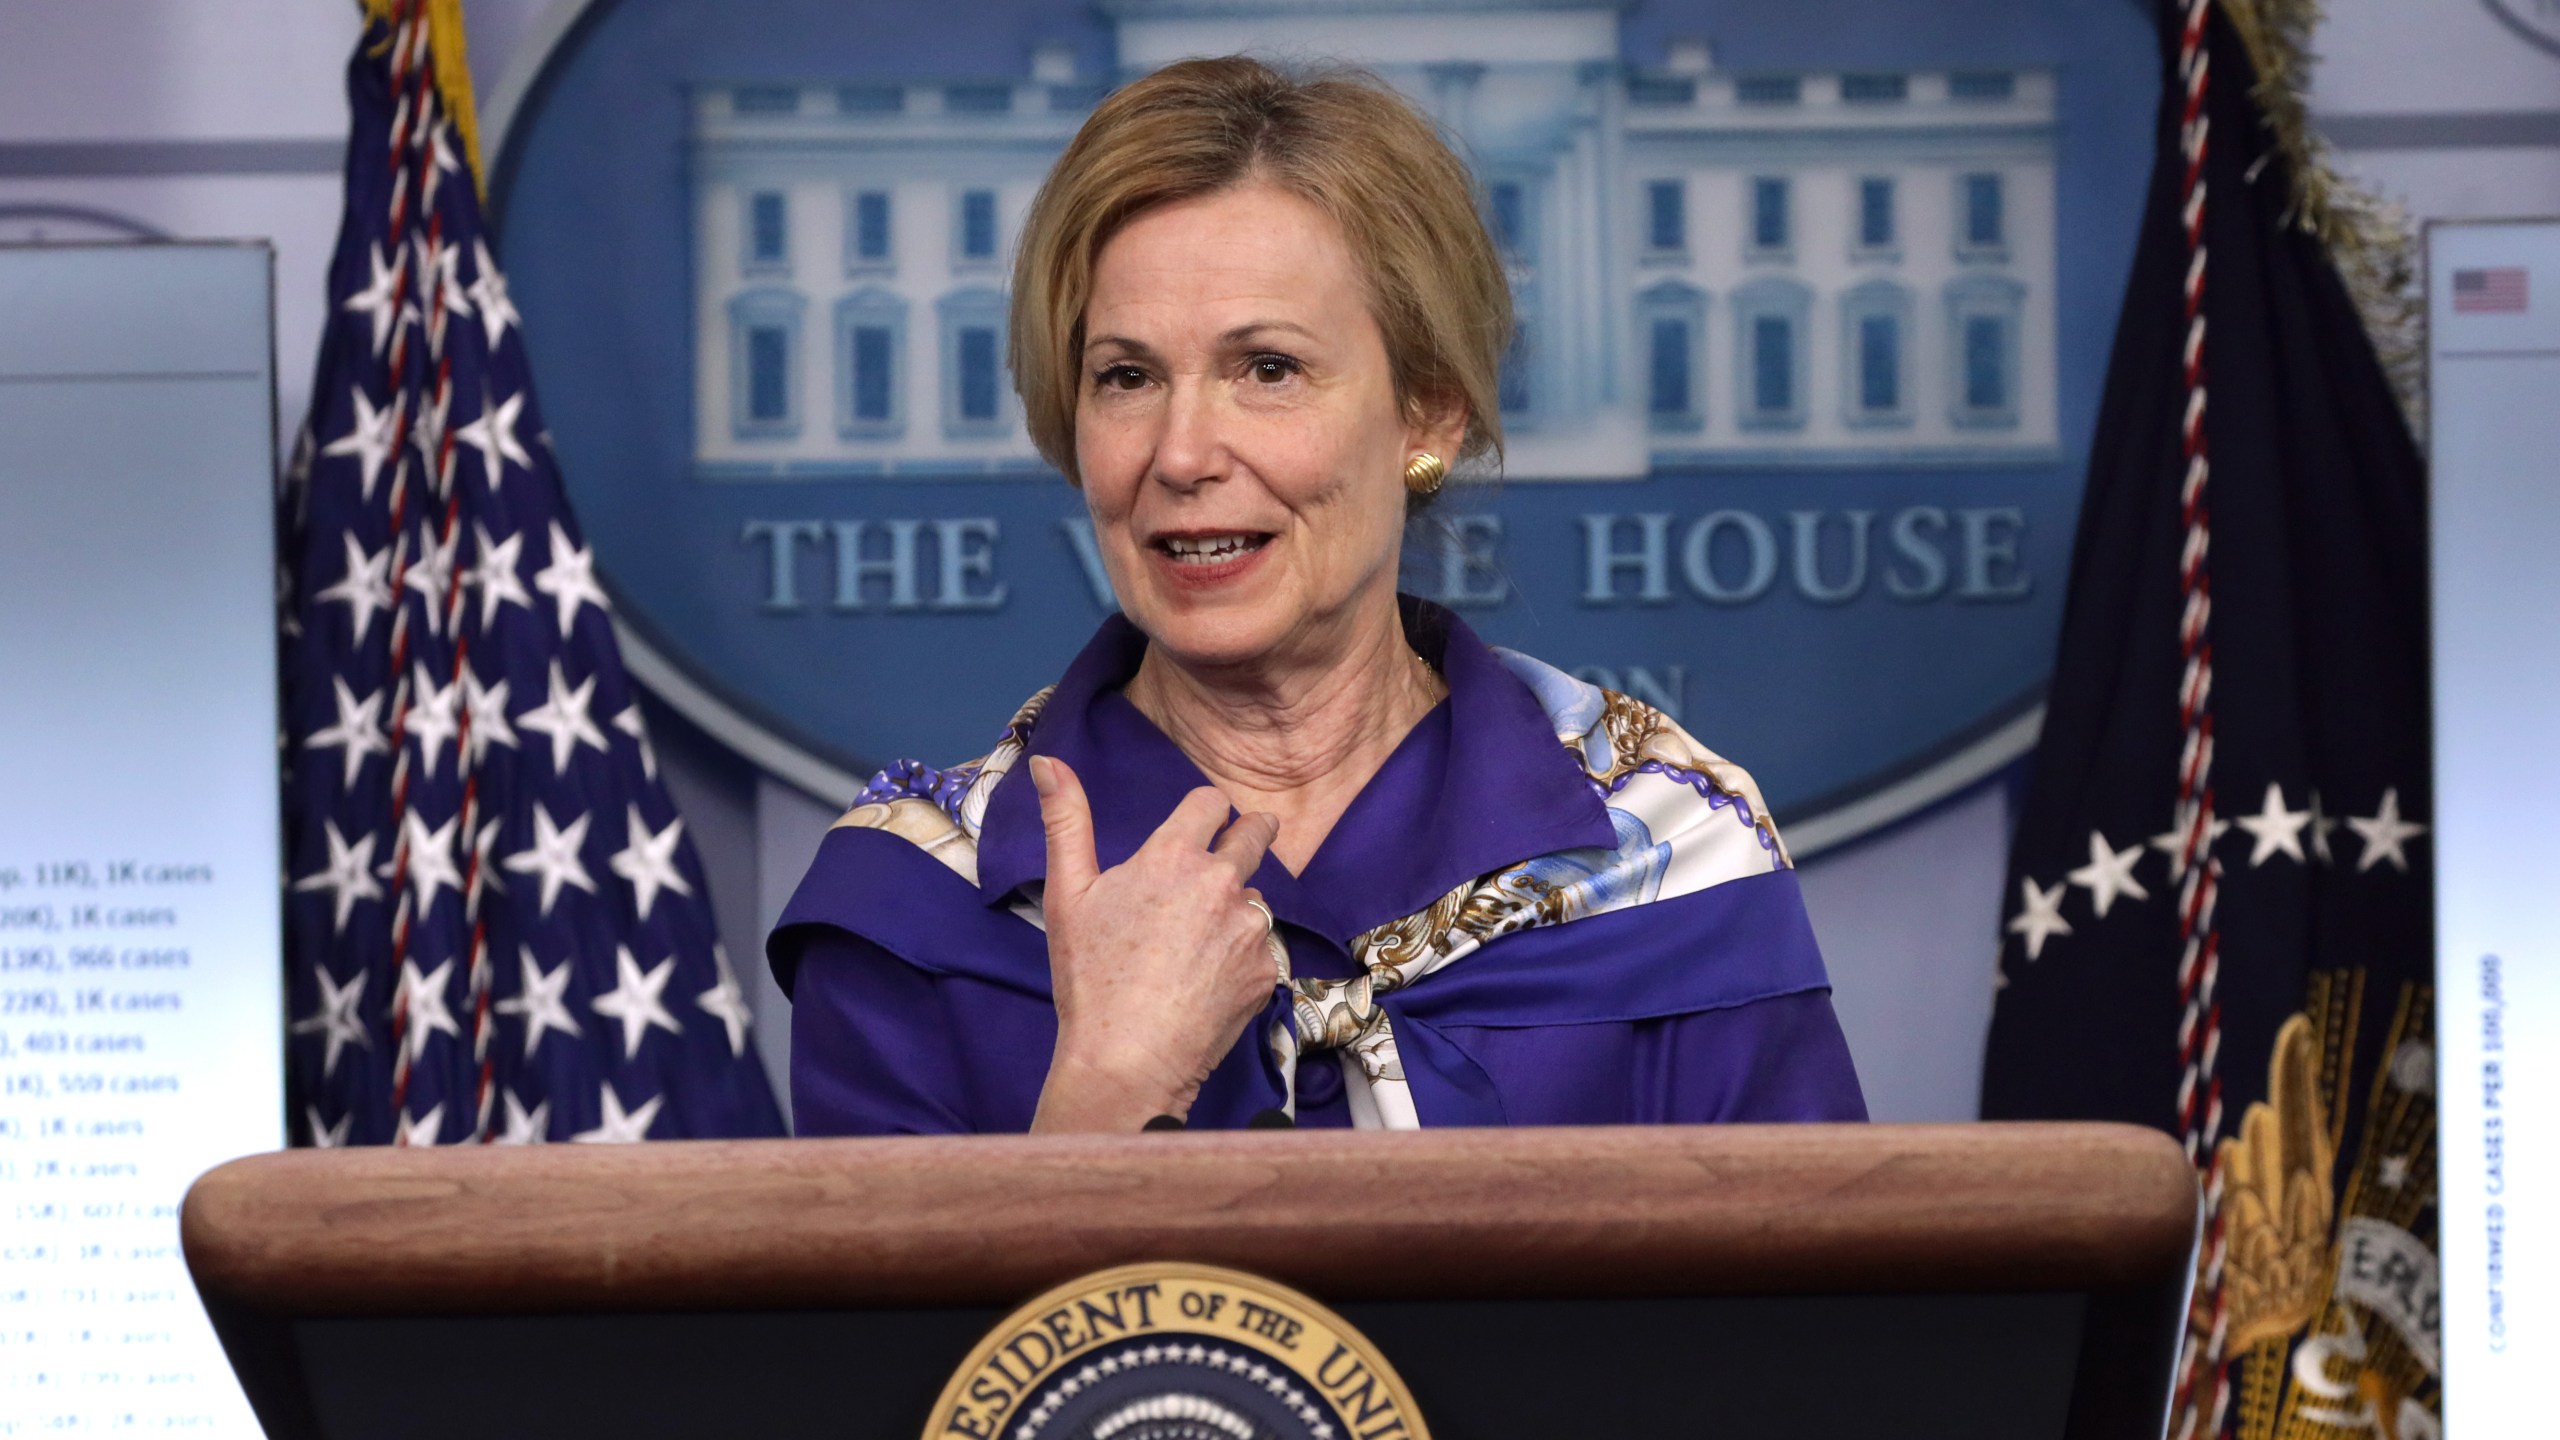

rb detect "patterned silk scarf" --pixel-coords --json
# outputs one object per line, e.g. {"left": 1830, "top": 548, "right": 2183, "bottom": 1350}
{"left": 833, "top": 650, "right": 1791, "bottom": 1129}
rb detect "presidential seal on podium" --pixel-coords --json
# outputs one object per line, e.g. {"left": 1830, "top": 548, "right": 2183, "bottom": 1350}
{"left": 931, "top": 1263, "right": 1429, "bottom": 1440}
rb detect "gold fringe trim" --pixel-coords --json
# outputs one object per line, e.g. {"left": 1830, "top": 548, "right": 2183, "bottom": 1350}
{"left": 2218, "top": 0, "right": 2426, "bottom": 438}
{"left": 358, "top": 0, "right": 486, "bottom": 200}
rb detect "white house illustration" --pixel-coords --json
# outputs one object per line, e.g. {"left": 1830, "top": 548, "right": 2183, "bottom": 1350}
{"left": 688, "top": 0, "right": 2058, "bottom": 481}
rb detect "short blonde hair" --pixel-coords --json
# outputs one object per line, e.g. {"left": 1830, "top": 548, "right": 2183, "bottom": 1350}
{"left": 1009, "top": 56, "right": 1510, "bottom": 488}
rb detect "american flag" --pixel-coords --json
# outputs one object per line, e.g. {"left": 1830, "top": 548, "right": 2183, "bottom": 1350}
{"left": 279, "top": 0, "right": 783, "bottom": 1147}
{"left": 2452, "top": 265, "right": 2528, "bottom": 314}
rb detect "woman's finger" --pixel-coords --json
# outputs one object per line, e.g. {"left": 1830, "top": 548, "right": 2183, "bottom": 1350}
{"left": 1208, "top": 810, "right": 1280, "bottom": 882}
{"left": 1032, "top": 755, "right": 1101, "bottom": 901}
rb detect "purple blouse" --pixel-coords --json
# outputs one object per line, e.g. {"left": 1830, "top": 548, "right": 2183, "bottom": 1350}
{"left": 769, "top": 602, "right": 1866, "bottom": 1133}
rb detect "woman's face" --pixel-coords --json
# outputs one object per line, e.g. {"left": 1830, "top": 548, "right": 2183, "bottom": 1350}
{"left": 1075, "top": 181, "right": 1456, "bottom": 675}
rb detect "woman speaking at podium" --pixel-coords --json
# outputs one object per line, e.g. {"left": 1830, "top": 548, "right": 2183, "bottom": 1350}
{"left": 769, "top": 59, "right": 1865, "bottom": 1135}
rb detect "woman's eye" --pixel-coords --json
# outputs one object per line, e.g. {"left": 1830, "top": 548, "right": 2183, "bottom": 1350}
{"left": 1094, "top": 364, "right": 1148, "bottom": 391}
{"left": 1248, "top": 355, "right": 1299, "bottom": 384}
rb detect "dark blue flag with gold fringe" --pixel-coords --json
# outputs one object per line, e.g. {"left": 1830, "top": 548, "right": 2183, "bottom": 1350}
{"left": 1980, "top": 2, "right": 2437, "bottom": 1437}
{"left": 279, "top": 0, "right": 783, "bottom": 1146}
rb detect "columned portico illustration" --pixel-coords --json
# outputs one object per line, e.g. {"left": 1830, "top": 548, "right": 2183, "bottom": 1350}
{"left": 688, "top": 0, "right": 2057, "bottom": 483}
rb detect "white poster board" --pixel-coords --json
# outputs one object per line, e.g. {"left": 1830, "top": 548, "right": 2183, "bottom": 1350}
{"left": 0, "top": 243, "right": 282, "bottom": 1434}
{"left": 2430, "top": 217, "right": 2560, "bottom": 1433}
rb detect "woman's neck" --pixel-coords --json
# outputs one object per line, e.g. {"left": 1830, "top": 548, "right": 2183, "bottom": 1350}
{"left": 1124, "top": 601, "right": 1443, "bottom": 875}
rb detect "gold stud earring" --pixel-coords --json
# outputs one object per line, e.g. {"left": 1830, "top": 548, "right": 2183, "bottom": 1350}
{"left": 1403, "top": 452, "right": 1447, "bottom": 497}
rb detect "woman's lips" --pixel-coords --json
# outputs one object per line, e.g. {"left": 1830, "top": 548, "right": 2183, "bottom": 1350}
{"left": 1147, "top": 531, "right": 1274, "bottom": 590}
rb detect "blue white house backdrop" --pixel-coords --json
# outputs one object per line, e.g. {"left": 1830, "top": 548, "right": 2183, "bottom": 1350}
{"left": 688, "top": 13, "right": 2057, "bottom": 481}
{"left": 489, "top": 0, "right": 2158, "bottom": 851}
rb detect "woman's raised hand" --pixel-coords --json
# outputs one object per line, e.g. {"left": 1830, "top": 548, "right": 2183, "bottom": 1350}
{"left": 1027, "top": 754, "right": 1283, "bottom": 1132}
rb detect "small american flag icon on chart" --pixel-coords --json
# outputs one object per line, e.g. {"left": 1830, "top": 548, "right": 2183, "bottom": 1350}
{"left": 2453, "top": 266, "right": 2529, "bottom": 313}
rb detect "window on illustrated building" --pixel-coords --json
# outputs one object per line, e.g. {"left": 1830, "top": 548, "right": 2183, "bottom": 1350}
{"left": 1965, "top": 317, "right": 2006, "bottom": 407}
{"left": 937, "top": 288, "right": 1008, "bottom": 438}
{"left": 1646, "top": 179, "right": 1684, "bottom": 254}
{"left": 1960, "top": 173, "right": 2006, "bottom": 256}
{"left": 836, "top": 289, "right": 905, "bottom": 438}
{"left": 1490, "top": 180, "right": 1526, "bottom": 256}
{"left": 1753, "top": 317, "right": 1791, "bottom": 412}
{"left": 746, "top": 191, "right": 788, "bottom": 273}
{"left": 958, "top": 190, "right": 998, "bottom": 263}
{"left": 727, "top": 288, "right": 804, "bottom": 439}
{"left": 1857, "top": 177, "right": 1895, "bottom": 252}
{"left": 1840, "top": 279, "right": 1912, "bottom": 426}
{"left": 750, "top": 328, "right": 788, "bottom": 418}
{"left": 1733, "top": 277, "right": 1810, "bottom": 430}
{"left": 849, "top": 190, "right": 892, "bottom": 269}
{"left": 1638, "top": 280, "right": 1707, "bottom": 433}
{"left": 958, "top": 330, "right": 998, "bottom": 419}
{"left": 1946, "top": 274, "right": 2024, "bottom": 428}
{"left": 1749, "top": 176, "right": 1790, "bottom": 256}
{"left": 1735, "top": 74, "right": 1800, "bottom": 105}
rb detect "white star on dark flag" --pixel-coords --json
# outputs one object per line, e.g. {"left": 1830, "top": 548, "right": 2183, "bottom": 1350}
{"left": 2150, "top": 812, "right": 2231, "bottom": 866}
{"left": 495, "top": 1090, "right": 550, "bottom": 1145}
{"left": 468, "top": 814, "right": 507, "bottom": 913}
{"left": 614, "top": 704, "right": 658, "bottom": 781}
{"left": 320, "top": 383, "right": 401, "bottom": 501}
{"left": 304, "top": 676, "right": 391, "bottom": 790}
{"left": 392, "top": 957, "right": 463, "bottom": 1064}
{"left": 2066, "top": 830, "right": 2150, "bottom": 918}
{"left": 467, "top": 520, "right": 533, "bottom": 630}
{"left": 342, "top": 241, "right": 403, "bottom": 356}
{"left": 2006, "top": 876, "right": 2072, "bottom": 962}
{"left": 469, "top": 238, "right": 520, "bottom": 349}
{"left": 398, "top": 809, "right": 467, "bottom": 915}
{"left": 394, "top": 1102, "right": 449, "bottom": 1148}
{"left": 2309, "top": 791, "right": 2343, "bottom": 866}
{"left": 591, "top": 945, "right": 684, "bottom": 1059}
{"left": 454, "top": 386, "right": 532, "bottom": 491}
{"left": 314, "top": 532, "right": 395, "bottom": 646}
{"left": 290, "top": 966, "right": 371, "bottom": 1078}
{"left": 421, "top": 116, "right": 466, "bottom": 218}
{"left": 402, "top": 520, "right": 460, "bottom": 634}
{"left": 573, "top": 1082, "right": 663, "bottom": 1144}
{"left": 494, "top": 946, "right": 583, "bottom": 1059}
{"left": 533, "top": 520, "right": 610, "bottom": 637}
{"left": 461, "top": 666, "right": 518, "bottom": 767}
{"left": 502, "top": 802, "right": 597, "bottom": 916}
{"left": 406, "top": 663, "right": 462, "bottom": 781}
{"left": 2234, "top": 782, "right": 2311, "bottom": 867}
{"left": 2348, "top": 788, "right": 2427, "bottom": 873}
{"left": 305, "top": 1106, "right": 352, "bottom": 1149}
{"left": 697, "top": 946, "right": 755, "bottom": 1058}
{"left": 518, "top": 658, "right": 610, "bottom": 773}
{"left": 292, "top": 819, "right": 383, "bottom": 934}
{"left": 411, "top": 231, "right": 473, "bottom": 351}
{"left": 610, "top": 806, "right": 693, "bottom": 921}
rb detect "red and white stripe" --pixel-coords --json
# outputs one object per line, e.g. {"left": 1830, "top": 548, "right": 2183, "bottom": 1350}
{"left": 2165, "top": 1, "right": 2232, "bottom": 1435}
{"left": 372, "top": 0, "right": 495, "bottom": 1143}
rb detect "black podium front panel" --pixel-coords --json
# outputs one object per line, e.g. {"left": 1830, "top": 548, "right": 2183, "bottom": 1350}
{"left": 285, "top": 1292, "right": 2087, "bottom": 1440}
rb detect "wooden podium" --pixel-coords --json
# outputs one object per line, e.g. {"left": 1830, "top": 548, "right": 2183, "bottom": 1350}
{"left": 183, "top": 1123, "right": 2195, "bottom": 1440}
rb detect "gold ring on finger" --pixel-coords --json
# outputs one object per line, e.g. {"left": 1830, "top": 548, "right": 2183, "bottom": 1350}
{"left": 1245, "top": 898, "right": 1289, "bottom": 987}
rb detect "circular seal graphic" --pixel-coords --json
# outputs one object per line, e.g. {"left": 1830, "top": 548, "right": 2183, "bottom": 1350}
{"left": 930, "top": 1262, "right": 1428, "bottom": 1440}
